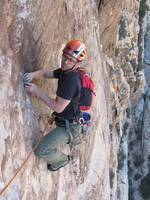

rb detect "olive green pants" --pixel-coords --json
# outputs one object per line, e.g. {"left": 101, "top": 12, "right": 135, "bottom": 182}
{"left": 35, "top": 123, "right": 81, "bottom": 169}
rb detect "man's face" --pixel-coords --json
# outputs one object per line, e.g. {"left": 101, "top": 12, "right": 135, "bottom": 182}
{"left": 61, "top": 53, "right": 78, "bottom": 71}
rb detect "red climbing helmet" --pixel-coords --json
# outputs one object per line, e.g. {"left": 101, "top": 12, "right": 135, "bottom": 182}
{"left": 63, "top": 40, "right": 86, "bottom": 61}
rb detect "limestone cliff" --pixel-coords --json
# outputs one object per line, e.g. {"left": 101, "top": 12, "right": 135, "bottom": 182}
{"left": 0, "top": 1, "right": 109, "bottom": 200}
{"left": 127, "top": 1, "right": 150, "bottom": 199}
{"left": 0, "top": 0, "right": 148, "bottom": 200}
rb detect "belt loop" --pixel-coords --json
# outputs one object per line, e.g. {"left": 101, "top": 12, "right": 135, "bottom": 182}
{"left": 65, "top": 119, "right": 74, "bottom": 143}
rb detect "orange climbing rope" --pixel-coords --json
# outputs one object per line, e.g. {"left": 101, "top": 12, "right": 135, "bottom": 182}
{"left": 0, "top": 117, "right": 53, "bottom": 197}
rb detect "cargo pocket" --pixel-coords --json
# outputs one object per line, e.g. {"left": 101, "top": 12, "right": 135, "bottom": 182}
{"left": 70, "top": 124, "right": 82, "bottom": 145}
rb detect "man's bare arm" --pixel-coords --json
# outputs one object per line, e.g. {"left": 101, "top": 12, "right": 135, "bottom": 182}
{"left": 25, "top": 83, "right": 70, "bottom": 113}
{"left": 23, "top": 70, "right": 54, "bottom": 82}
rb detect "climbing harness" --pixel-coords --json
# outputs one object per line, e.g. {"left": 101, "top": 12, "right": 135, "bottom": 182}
{"left": 0, "top": 117, "right": 53, "bottom": 197}
{"left": 52, "top": 112, "right": 77, "bottom": 144}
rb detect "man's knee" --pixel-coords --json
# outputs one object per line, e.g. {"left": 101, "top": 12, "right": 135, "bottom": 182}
{"left": 34, "top": 146, "right": 42, "bottom": 156}
{"left": 34, "top": 144, "right": 55, "bottom": 157}
{"left": 34, "top": 137, "right": 51, "bottom": 156}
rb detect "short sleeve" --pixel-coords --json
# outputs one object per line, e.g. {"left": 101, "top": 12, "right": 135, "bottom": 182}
{"left": 53, "top": 68, "right": 62, "bottom": 79}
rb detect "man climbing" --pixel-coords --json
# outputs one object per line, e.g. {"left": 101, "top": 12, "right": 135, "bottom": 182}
{"left": 23, "top": 40, "right": 87, "bottom": 171}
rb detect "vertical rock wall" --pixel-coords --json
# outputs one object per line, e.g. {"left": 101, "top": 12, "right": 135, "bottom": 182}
{"left": 0, "top": 0, "right": 145, "bottom": 200}
{"left": 128, "top": 1, "right": 150, "bottom": 199}
{"left": 0, "top": 1, "right": 110, "bottom": 200}
{"left": 98, "top": 0, "right": 142, "bottom": 200}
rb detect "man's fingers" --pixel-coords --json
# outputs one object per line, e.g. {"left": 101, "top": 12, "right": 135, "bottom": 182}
{"left": 25, "top": 85, "right": 30, "bottom": 89}
{"left": 25, "top": 83, "right": 32, "bottom": 90}
{"left": 23, "top": 73, "right": 30, "bottom": 79}
{"left": 23, "top": 73, "right": 32, "bottom": 82}
{"left": 24, "top": 83, "right": 30, "bottom": 86}
{"left": 25, "top": 83, "right": 32, "bottom": 87}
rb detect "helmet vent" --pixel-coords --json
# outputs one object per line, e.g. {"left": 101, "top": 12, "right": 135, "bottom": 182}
{"left": 74, "top": 51, "right": 80, "bottom": 54}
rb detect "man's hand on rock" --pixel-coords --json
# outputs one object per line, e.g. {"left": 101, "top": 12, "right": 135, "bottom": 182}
{"left": 25, "top": 83, "right": 40, "bottom": 96}
{"left": 23, "top": 73, "right": 33, "bottom": 83}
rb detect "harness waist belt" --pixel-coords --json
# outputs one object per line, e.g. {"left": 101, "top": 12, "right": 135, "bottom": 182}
{"left": 54, "top": 117, "right": 78, "bottom": 125}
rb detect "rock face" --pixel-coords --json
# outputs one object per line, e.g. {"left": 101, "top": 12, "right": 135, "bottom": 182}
{"left": 127, "top": 2, "right": 150, "bottom": 199}
{"left": 0, "top": 1, "right": 110, "bottom": 200}
{"left": 0, "top": 0, "right": 147, "bottom": 200}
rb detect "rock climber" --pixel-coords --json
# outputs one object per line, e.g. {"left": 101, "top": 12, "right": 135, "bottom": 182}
{"left": 23, "top": 40, "right": 87, "bottom": 171}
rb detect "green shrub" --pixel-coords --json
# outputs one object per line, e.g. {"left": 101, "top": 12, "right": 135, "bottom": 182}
{"left": 109, "top": 124, "right": 113, "bottom": 132}
{"left": 125, "top": 56, "right": 130, "bottom": 63}
{"left": 115, "top": 48, "right": 119, "bottom": 57}
{"left": 123, "top": 122, "right": 130, "bottom": 131}
{"left": 129, "top": 187, "right": 134, "bottom": 200}
{"left": 138, "top": 31, "right": 143, "bottom": 72}
{"left": 126, "top": 108, "right": 130, "bottom": 118}
{"left": 129, "top": 179, "right": 132, "bottom": 186}
{"left": 123, "top": 122, "right": 130, "bottom": 136}
{"left": 138, "top": 0, "right": 149, "bottom": 71}
{"left": 118, "top": 149, "right": 126, "bottom": 170}
{"left": 128, "top": 167, "right": 133, "bottom": 177}
{"left": 134, "top": 173, "right": 142, "bottom": 181}
{"left": 135, "top": 128, "right": 142, "bottom": 140}
{"left": 139, "top": 0, "right": 149, "bottom": 24}
{"left": 138, "top": 62, "right": 144, "bottom": 71}
{"left": 109, "top": 169, "right": 115, "bottom": 188}
{"left": 119, "top": 16, "right": 127, "bottom": 40}
{"left": 128, "top": 160, "right": 131, "bottom": 166}
{"left": 129, "top": 141, "right": 134, "bottom": 151}
{"left": 129, "top": 130, "right": 133, "bottom": 139}
{"left": 148, "top": 155, "right": 150, "bottom": 161}
{"left": 134, "top": 154, "right": 144, "bottom": 167}
{"left": 140, "top": 172, "right": 150, "bottom": 199}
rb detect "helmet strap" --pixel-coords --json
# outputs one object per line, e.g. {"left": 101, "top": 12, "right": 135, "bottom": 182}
{"left": 63, "top": 62, "right": 80, "bottom": 72}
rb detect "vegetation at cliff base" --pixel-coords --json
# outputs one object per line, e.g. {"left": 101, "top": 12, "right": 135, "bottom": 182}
{"left": 117, "top": 148, "right": 126, "bottom": 170}
{"left": 140, "top": 172, "right": 150, "bottom": 199}
{"left": 138, "top": 0, "right": 149, "bottom": 71}
{"left": 133, "top": 154, "right": 144, "bottom": 167}
{"left": 139, "top": 0, "right": 149, "bottom": 24}
{"left": 119, "top": 16, "right": 127, "bottom": 40}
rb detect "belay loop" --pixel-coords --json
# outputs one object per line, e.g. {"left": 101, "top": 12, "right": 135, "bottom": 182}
{"left": 79, "top": 112, "right": 92, "bottom": 134}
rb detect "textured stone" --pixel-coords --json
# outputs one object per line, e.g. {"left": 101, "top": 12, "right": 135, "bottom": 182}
{"left": 0, "top": 0, "right": 144, "bottom": 200}
{"left": 0, "top": 1, "right": 110, "bottom": 200}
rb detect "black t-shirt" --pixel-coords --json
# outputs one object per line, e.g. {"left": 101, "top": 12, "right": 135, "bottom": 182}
{"left": 53, "top": 68, "right": 81, "bottom": 119}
